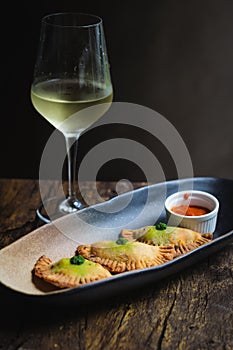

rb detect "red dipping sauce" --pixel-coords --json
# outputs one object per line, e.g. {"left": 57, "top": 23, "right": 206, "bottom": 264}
{"left": 171, "top": 205, "right": 210, "bottom": 216}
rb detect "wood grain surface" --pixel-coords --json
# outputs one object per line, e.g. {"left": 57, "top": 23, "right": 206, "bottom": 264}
{"left": 0, "top": 179, "right": 232, "bottom": 350}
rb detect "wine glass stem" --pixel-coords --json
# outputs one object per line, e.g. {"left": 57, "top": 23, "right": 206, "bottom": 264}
{"left": 65, "top": 135, "right": 80, "bottom": 207}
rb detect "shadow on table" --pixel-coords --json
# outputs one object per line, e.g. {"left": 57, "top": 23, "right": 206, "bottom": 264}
{"left": 0, "top": 272, "right": 174, "bottom": 330}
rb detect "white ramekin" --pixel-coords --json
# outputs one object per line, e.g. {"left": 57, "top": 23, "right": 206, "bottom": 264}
{"left": 165, "top": 190, "right": 219, "bottom": 233}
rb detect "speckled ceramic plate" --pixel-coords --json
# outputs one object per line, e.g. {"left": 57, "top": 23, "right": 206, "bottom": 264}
{"left": 0, "top": 177, "right": 232, "bottom": 305}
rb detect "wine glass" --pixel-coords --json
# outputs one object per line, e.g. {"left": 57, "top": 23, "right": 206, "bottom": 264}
{"left": 31, "top": 12, "right": 113, "bottom": 222}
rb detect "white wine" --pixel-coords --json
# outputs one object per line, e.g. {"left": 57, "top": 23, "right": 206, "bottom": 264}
{"left": 31, "top": 79, "right": 113, "bottom": 135}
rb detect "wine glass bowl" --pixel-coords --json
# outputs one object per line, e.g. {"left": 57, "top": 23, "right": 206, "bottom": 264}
{"left": 31, "top": 12, "right": 113, "bottom": 222}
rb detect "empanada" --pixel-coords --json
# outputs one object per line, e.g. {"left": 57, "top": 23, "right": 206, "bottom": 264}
{"left": 121, "top": 225, "right": 213, "bottom": 256}
{"left": 77, "top": 240, "right": 175, "bottom": 273}
{"left": 33, "top": 254, "right": 112, "bottom": 288}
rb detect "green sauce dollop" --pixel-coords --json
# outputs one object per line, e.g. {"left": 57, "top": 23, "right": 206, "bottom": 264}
{"left": 70, "top": 255, "right": 85, "bottom": 265}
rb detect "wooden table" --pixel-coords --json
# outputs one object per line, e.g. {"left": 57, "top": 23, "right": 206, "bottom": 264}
{"left": 0, "top": 179, "right": 232, "bottom": 350}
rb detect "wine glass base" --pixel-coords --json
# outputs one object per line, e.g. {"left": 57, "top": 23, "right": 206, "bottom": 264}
{"left": 36, "top": 196, "right": 86, "bottom": 223}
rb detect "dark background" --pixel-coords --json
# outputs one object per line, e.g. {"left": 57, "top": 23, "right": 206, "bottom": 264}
{"left": 2, "top": 0, "right": 233, "bottom": 181}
